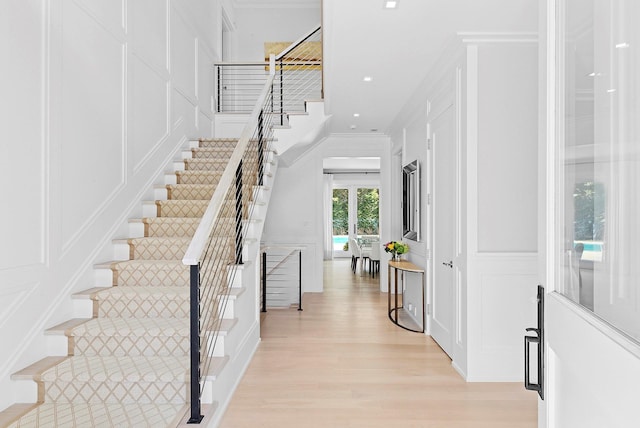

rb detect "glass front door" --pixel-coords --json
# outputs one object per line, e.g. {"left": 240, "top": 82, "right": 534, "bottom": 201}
{"left": 558, "top": 0, "right": 640, "bottom": 342}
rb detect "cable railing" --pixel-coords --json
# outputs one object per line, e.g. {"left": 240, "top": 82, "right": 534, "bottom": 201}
{"left": 260, "top": 246, "right": 304, "bottom": 312}
{"left": 215, "top": 25, "right": 322, "bottom": 119}
{"left": 183, "top": 73, "right": 277, "bottom": 423}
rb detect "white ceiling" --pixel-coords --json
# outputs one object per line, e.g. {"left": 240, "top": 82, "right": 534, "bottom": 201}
{"left": 322, "top": 0, "right": 539, "bottom": 136}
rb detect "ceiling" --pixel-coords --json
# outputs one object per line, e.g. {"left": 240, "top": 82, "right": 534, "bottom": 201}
{"left": 322, "top": 0, "right": 539, "bottom": 136}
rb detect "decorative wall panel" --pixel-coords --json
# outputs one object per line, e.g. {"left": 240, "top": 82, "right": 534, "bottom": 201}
{"left": 0, "top": 284, "right": 38, "bottom": 331}
{"left": 74, "top": 0, "right": 125, "bottom": 36}
{"left": 60, "top": 2, "right": 125, "bottom": 249}
{"left": 130, "top": 55, "right": 170, "bottom": 171}
{"left": 480, "top": 273, "right": 537, "bottom": 349}
{"left": 476, "top": 44, "right": 538, "bottom": 253}
{"left": 129, "top": 0, "right": 168, "bottom": 73}
{"left": 0, "top": 0, "right": 45, "bottom": 269}
{"left": 198, "top": 42, "right": 214, "bottom": 116}
{"left": 170, "top": 6, "right": 197, "bottom": 102}
{"left": 172, "top": 88, "right": 196, "bottom": 134}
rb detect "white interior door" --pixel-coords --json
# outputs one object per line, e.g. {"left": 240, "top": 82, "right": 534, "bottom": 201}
{"left": 543, "top": 1, "right": 640, "bottom": 427}
{"left": 430, "top": 104, "right": 455, "bottom": 357}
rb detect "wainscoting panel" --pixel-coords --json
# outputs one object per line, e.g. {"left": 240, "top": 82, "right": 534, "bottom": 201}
{"left": 130, "top": 54, "right": 170, "bottom": 171}
{"left": 0, "top": 284, "right": 38, "bottom": 332}
{"left": 0, "top": 1, "right": 46, "bottom": 270}
{"left": 170, "top": 5, "right": 197, "bottom": 103}
{"left": 198, "top": 41, "right": 214, "bottom": 117}
{"left": 172, "top": 87, "right": 196, "bottom": 134}
{"left": 199, "top": 110, "right": 213, "bottom": 136}
{"left": 73, "top": 0, "right": 125, "bottom": 37}
{"left": 129, "top": 0, "right": 168, "bottom": 74}
{"left": 480, "top": 272, "right": 538, "bottom": 349}
{"left": 467, "top": 253, "right": 538, "bottom": 381}
{"left": 60, "top": 1, "right": 125, "bottom": 250}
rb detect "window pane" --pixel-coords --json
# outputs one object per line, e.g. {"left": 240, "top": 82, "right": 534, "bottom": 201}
{"left": 332, "top": 189, "right": 348, "bottom": 252}
{"left": 560, "top": 0, "right": 640, "bottom": 341}
{"left": 356, "top": 188, "right": 379, "bottom": 236}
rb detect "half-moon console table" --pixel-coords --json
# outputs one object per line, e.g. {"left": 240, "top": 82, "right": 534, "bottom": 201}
{"left": 387, "top": 260, "right": 426, "bottom": 333}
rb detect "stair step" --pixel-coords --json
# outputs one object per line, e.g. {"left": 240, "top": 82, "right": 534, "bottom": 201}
{"left": 156, "top": 200, "right": 210, "bottom": 218}
{"left": 129, "top": 217, "right": 202, "bottom": 238}
{"left": 2, "top": 403, "right": 187, "bottom": 428}
{"left": 117, "top": 237, "right": 192, "bottom": 260}
{"left": 190, "top": 147, "right": 235, "bottom": 160}
{"left": 166, "top": 184, "right": 217, "bottom": 200}
{"left": 183, "top": 158, "right": 229, "bottom": 171}
{"left": 175, "top": 170, "right": 223, "bottom": 185}
{"left": 197, "top": 138, "right": 239, "bottom": 149}
{"left": 95, "top": 260, "right": 189, "bottom": 287}
{"left": 59, "top": 317, "right": 190, "bottom": 357}
{"left": 73, "top": 286, "right": 190, "bottom": 318}
{"left": 38, "top": 355, "right": 189, "bottom": 404}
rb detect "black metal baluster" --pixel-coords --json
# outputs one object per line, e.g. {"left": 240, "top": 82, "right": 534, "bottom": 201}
{"left": 298, "top": 250, "right": 303, "bottom": 311}
{"left": 258, "top": 110, "right": 265, "bottom": 186}
{"left": 262, "top": 251, "right": 267, "bottom": 313}
{"left": 235, "top": 160, "right": 243, "bottom": 265}
{"left": 188, "top": 264, "right": 204, "bottom": 424}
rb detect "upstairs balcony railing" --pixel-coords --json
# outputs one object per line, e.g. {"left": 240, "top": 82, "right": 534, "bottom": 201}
{"left": 183, "top": 25, "right": 321, "bottom": 425}
{"left": 215, "top": 25, "right": 322, "bottom": 123}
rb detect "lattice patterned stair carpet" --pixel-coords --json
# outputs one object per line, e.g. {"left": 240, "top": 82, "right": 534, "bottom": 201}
{"left": 4, "top": 139, "right": 240, "bottom": 428}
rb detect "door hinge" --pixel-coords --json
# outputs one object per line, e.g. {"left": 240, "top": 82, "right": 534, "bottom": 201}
{"left": 427, "top": 303, "right": 432, "bottom": 315}
{"left": 427, "top": 138, "right": 432, "bottom": 150}
{"left": 427, "top": 193, "right": 432, "bottom": 205}
{"left": 426, "top": 249, "right": 431, "bottom": 260}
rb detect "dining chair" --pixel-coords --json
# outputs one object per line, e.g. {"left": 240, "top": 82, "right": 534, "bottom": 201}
{"left": 369, "top": 244, "right": 381, "bottom": 278}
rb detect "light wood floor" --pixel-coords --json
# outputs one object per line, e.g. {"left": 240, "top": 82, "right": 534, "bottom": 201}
{"left": 220, "top": 259, "right": 537, "bottom": 427}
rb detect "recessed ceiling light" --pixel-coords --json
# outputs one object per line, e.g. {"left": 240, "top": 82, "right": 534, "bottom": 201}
{"left": 350, "top": 125, "right": 357, "bottom": 130}
{"left": 384, "top": 0, "right": 398, "bottom": 9}
{"left": 363, "top": 76, "right": 373, "bottom": 82}
{"left": 353, "top": 113, "right": 360, "bottom": 117}
{"left": 616, "top": 42, "right": 630, "bottom": 49}
{"left": 371, "top": 129, "right": 378, "bottom": 132}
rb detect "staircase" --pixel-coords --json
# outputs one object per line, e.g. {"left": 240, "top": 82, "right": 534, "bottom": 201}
{"left": 0, "top": 138, "right": 274, "bottom": 427}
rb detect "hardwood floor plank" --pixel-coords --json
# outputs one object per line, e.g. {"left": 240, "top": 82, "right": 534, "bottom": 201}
{"left": 220, "top": 259, "right": 537, "bottom": 427}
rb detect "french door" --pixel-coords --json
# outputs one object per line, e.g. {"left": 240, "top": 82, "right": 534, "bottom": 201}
{"left": 332, "top": 186, "right": 379, "bottom": 258}
{"left": 544, "top": 1, "right": 640, "bottom": 426}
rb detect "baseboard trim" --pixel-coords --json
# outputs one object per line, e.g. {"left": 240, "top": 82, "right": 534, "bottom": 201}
{"left": 208, "top": 321, "right": 261, "bottom": 428}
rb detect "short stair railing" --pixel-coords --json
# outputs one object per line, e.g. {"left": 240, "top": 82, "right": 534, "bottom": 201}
{"left": 215, "top": 25, "right": 322, "bottom": 120}
{"left": 260, "top": 246, "right": 304, "bottom": 312}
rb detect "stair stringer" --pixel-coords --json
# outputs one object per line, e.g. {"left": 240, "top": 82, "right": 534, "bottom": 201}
{"left": 272, "top": 100, "right": 329, "bottom": 163}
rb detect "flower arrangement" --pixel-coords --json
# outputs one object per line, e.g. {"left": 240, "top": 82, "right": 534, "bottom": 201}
{"left": 384, "top": 241, "right": 409, "bottom": 260}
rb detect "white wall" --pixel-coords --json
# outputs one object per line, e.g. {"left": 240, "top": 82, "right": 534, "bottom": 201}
{"left": 0, "top": 0, "right": 222, "bottom": 409}
{"left": 263, "top": 135, "right": 391, "bottom": 293}
{"left": 233, "top": 5, "right": 320, "bottom": 61}
{"left": 387, "top": 34, "right": 539, "bottom": 382}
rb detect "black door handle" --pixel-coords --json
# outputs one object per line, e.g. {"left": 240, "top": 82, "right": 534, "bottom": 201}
{"left": 524, "top": 285, "right": 544, "bottom": 400}
{"left": 442, "top": 261, "right": 453, "bottom": 268}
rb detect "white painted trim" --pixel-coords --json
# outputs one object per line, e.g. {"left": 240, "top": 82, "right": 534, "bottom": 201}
{"left": 550, "top": 293, "right": 640, "bottom": 359}
{"left": 465, "top": 45, "right": 479, "bottom": 256}
{"left": 232, "top": 0, "right": 321, "bottom": 9}
{"left": 458, "top": 31, "right": 539, "bottom": 45}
